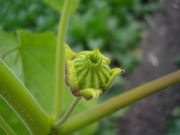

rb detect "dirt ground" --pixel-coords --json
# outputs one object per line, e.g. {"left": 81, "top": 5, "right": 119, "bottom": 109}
{"left": 118, "top": 0, "right": 180, "bottom": 135}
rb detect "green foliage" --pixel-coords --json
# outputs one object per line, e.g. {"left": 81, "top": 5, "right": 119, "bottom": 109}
{"left": 0, "top": 0, "right": 59, "bottom": 32}
{"left": 0, "top": 0, "right": 161, "bottom": 72}
{"left": 17, "top": 30, "right": 56, "bottom": 114}
{"left": 95, "top": 117, "right": 118, "bottom": 135}
{"left": 166, "top": 120, "right": 180, "bottom": 135}
{"left": 0, "top": 29, "right": 29, "bottom": 135}
{"left": 44, "top": 0, "right": 64, "bottom": 12}
{"left": 0, "top": 0, "right": 162, "bottom": 134}
{"left": 67, "top": 0, "right": 161, "bottom": 72}
{"left": 44, "top": 0, "right": 81, "bottom": 14}
{"left": 95, "top": 108, "right": 129, "bottom": 135}
{"left": 174, "top": 56, "right": 180, "bottom": 67}
{"left": 0, "top": 30, "right": 98, "bottom": 135}
{"left": 166, "top": 107, "right": 180, "bottom": 135}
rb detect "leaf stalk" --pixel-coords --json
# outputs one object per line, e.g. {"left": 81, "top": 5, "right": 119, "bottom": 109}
{"left": 0, "top": 60, "right": 52, "bottom": 135}
{"left": 57, "top": 70, "right": 180, "bottom": 135}
{"left": 56, "top": 97, "right": 82, "bottom": 127}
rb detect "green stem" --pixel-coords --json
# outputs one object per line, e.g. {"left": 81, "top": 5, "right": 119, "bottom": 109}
{"left": 54, "top": 0, "right": 74, "bottom": 120}
{"left": 0, "top": 60, "right": 52, "bottom": 135}
{"left": 56, "top": 97, "right": 82, "bottom": 127}
{"left": 57, "top": 70, "right": 180, "bottom": 135}
{"left": 0, "top": 115, "right": 17, "bottom": 135}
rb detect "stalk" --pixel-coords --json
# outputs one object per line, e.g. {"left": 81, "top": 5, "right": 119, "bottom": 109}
{"left": 56, "top": 97, "right": 82, "bottom": 126}
{"left": 0, "top": 115, "right": 17, "bottom": 135}
{"left": 0, "top": 60, "right": 52, "bottom": 135}
{"left": 54, "top": 0, "right": 74, "bottom": 120}
{"left": 57, "top": 70, "right": 180, "bottom": 135}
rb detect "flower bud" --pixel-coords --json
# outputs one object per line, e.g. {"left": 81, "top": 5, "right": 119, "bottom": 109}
{"left": 65, "top": 45, "right": 125, "bottom": 100}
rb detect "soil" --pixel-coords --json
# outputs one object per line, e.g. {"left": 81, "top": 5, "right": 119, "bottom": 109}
{"left": 117, "top": 0, "right": 180, "bottom": 135}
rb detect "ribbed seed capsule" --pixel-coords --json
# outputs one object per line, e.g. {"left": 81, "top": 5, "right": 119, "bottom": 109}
{"left": 95, "top": 72, "right": 101, "bottom": 89}
{"left": 97, "top": 70, "right": 106, "bottom": 88}
{"left": 65, "top": 45, "right": 125, "bottom": 100}
{"left": 84, "top": 70, "right": 92, "bottom": 88}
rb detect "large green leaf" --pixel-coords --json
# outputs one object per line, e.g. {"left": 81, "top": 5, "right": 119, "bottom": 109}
{"left": 0, "top": 30, "right": 29, "bottom": 135}
{"left": 17, "top": 30, "right": 56, "bottom": 114}
{"left": 0, "top": 29, "right": 98, "bottom": 135}
{"left": 18, "top": 30, "right": 98, "bottom": 135}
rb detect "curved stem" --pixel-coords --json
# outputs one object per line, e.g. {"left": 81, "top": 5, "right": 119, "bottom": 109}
{"left": 56, "top": 97, "right": 82, "bottom": 127}
{"left": 0, "top": 60, "right": 52, "bottom": 135}
{"left": 0, "top": 115, "right": 17, "bottom": 135}
{"left": 54, "top": 0, "right": 74, "bottom": 120}
{"left": 57, "top": 70, "right": 180, "bottom": 135}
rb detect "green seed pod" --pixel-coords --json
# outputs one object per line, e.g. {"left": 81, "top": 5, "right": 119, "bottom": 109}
{"left": 65, "top": 45, "right": 125, "bottom": 100}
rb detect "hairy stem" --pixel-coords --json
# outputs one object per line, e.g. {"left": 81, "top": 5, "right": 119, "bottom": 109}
{"left": 54, "top": 0, "right": 74, "bottom": 120}
{"left": 57, "top": 70, "right": 180, "bottom": 135}
{"left": 0, "top": 115, "right": 17, "bottom": 135}
{"left": 56, "top": 97, "right": 82, "bottom": 127}
{"left": 0, "top": 60, "right": 52, "bottom": 135}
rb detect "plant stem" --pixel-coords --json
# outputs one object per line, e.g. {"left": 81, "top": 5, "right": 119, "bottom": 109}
{"left": 54, "top": 0, "right": 74, "bottom": 120}
{"left": 57, "top": 70, "right": 180, "bottom": 135}
{"left": 56, "top": 97, "right": 82, "bottom": 127}
{"left": 0, "top": 115, "right": 17, "bottom": 135}
{"left": 0, "top": 60, "right": 52, "bottom": 135}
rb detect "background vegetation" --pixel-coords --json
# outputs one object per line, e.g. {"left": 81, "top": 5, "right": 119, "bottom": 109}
{"left": 0, "top": 0, "right": 162, "bottom": 72}
{"left": 1, "top": 0, "right": 178, "bottom": 135}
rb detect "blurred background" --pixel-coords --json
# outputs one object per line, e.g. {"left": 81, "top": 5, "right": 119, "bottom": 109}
{"left": 0, "top": 0, "right": 180, "bottom": 135}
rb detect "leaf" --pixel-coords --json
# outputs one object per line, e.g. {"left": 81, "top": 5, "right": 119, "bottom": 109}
{"left": 0, "top": 29, "right": 98, "bottom": 135}
{"left": 18, "top": 30, "right": 98, "bottom": 135}
{"left": 166, "top": 107, "right": 180, "bottom": 135}
{"left": 44, "top": 0, "right": 81, "bottom": 14}
{"left": 17, "top": 30, "right": 56, "bottom": 114}
{"left": 0, "top": 30, "right": 29, "bottom": 135}
{"left": 0, "top": 29, "right": 23, "bottom": 80}
{"left": 44, "top": 0, "right": 64, "bottom": 12}
{"left": 166, "top": 119, "right": 180, "bottom": 135}
{"left": 0, "top": 129, "right": 6, "bottom": 135}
